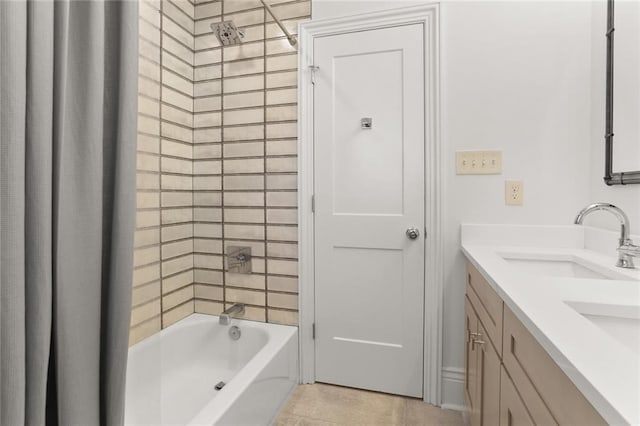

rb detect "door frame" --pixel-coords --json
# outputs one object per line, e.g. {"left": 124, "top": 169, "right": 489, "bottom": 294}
{"left": 297, "top": 4, "right": 443, "bottom": 405}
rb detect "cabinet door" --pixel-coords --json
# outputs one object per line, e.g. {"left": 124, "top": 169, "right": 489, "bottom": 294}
{"left": 500, "top": 367, "right": 535, "bottom": 426}
{"left": 467, "top": 262, "right": 504, "bottom": 355}
{"left": 464, "top": 297, "right": 480, "bottom": 426}
{"left": 478, "top": 322, "right": 500, "bottom": 426}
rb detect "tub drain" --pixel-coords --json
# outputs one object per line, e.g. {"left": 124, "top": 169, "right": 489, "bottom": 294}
{"left": 229, "top": 325, "right": 241, "bottom": 340}
{"left": 214, "top": 381, "right": 226, "bottom": 391}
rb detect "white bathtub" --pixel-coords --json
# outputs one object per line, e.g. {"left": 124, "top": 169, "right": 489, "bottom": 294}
{"left": 124, "top": 314, "right": 298, "bottom": 425}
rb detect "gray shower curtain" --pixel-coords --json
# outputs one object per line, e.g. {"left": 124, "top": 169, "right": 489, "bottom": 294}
{"left": 0, "top": 0, "right": 138, "bottom": 424}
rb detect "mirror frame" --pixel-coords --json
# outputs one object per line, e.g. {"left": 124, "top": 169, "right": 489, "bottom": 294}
{"left": 604, "top": 0, "right": 640, "bottom": 185}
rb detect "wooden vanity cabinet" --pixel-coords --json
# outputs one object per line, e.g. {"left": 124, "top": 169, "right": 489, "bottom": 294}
{"left": 464, "top": 261, "right": 608, "bottom": 426}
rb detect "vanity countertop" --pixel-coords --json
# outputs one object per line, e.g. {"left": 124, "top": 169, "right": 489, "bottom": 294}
{"left": 461, "top": 224, "right": 640, "bottom": 425}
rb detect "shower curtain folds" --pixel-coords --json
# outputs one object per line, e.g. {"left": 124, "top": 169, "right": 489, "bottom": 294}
{"left": 0, "top": 0, "right": 138, "bottom": 424}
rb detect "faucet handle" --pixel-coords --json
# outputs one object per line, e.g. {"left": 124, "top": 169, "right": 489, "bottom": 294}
{"left": 616, "top": 241, "right": 638, "bottom": 269}
{"left": 618, "top": 242, "right": 640, "bottom": 257}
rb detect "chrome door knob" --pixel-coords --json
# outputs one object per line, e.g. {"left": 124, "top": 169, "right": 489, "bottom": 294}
{"left": 406, "top": 227, "right": 420, "bottom": 240}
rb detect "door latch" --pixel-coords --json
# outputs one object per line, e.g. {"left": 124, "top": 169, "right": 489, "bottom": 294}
{"left": 309, "top": 65, "right": 319, "bottom": 85}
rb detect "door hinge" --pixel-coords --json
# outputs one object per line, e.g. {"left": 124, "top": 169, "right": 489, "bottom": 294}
{"left": 309, "top": 65, "right": 319, "bottom": 85}
{"left": 312, "top": 323, "right": 316, "bottom": 339}
{"left": 311, "top": 195, "right": 315, "bottom": 213}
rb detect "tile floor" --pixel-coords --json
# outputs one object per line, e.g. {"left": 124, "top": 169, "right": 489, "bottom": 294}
{"left": 275, "top": 383, "right": 465, "bottom": 426}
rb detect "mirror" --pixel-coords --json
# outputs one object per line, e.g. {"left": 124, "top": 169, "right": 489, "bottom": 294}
{"left": 604, "top": 0, "right": 640, "bottom": 185}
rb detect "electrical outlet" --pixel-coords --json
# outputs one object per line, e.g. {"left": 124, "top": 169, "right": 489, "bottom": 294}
{"left": 456, "top": 151, "right": 502, "bottom": 175}
{"left": 505, "top": 180, "right": 524, "bottom": 206}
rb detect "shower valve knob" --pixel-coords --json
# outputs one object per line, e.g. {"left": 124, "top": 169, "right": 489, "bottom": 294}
{"left": 406, "top": 227, "right": 420, "bottom": 240}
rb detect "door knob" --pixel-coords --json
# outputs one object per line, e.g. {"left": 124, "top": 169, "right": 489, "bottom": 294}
{"left": 406, "top": 227, "right": 420, "bottom": 240}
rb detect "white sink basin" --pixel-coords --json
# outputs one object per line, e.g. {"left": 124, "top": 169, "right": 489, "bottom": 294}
{"left": 565, "top": 301, "right": 640, "bottom": 356}
{"left": 504, "top": 258, "right": 612, "bottom": 279}
{"left": 499, "top": 253, "right": 630, "bottom": 281}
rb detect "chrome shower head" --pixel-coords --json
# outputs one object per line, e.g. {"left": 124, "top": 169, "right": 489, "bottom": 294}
{"left": 210, "top": 21, "right": 244, "bottom": 46}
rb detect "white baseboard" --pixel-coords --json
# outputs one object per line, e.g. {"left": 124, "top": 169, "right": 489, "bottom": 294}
{"left": 441, "top": 367, "right": 465, "bottom": 411}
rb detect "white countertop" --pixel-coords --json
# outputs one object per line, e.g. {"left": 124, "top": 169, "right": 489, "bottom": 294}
{"left": 461, "top": 224, "right": 640, "bottom": 425}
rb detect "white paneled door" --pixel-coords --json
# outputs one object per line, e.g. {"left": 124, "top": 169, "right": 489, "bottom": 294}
{"left": 313, "top": 24, "right": 426, "bottom": 398}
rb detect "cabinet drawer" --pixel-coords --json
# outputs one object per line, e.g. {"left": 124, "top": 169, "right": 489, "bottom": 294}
{"left": 500, "top": 365, "right": 556, "bottom": 426}
{"left": 466, "top": 262, "right": 503, "bottom": 356}
{"left": 503, "top": 306, "right": 607, "bottom": 426}
{"left": 500, "top": 365, "right": 547, "bottom": 426}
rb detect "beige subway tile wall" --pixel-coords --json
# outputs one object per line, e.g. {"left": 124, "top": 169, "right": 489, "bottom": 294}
{"left": 193, "top": 0, "right": 309, "bottom": 325}
{"left": 132, "top": 0, "right": 163, "bottom": 346}
{"left": 160, "top": 0, "right": 195, "bottom": 329}
{"left": 131, "top": 0, "right": 196, "bottom": 346}
{"left": 193, "top": 0, "right": 234, "bottom": 316}
{"left": 132, "top": 0, "right": 309, "bottom": 345}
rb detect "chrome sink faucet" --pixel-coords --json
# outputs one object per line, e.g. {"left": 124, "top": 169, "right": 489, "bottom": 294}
{"left": 574, "top": 203, "right": 638, "bottom": 269}
{"left": 219, "top": 303, "right": 245, "bottom": 325}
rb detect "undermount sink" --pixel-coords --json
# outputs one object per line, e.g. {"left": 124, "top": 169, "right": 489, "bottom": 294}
{"left": 565, "top": 301, "right": 640, "bottom": 356}
{"left": 500, "top": 254, "right": 629, "bottom": 281}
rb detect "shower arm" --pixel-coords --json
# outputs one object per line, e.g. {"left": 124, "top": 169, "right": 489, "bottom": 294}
{"left": 260, "top": 0, "right": 297, "bottom": 47}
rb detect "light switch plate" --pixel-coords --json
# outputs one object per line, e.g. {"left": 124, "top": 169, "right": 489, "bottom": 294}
{"left": 456, "top": 151, "right": 477, "bottom": 174}
{"left": 480, "top": 151, "right": 502, "bottom": 174}
{"left": 505, "top": 180, "right": 524, "bottom": 206}
{"left": 456, "top": 151, "right": 502, "bottom": 175}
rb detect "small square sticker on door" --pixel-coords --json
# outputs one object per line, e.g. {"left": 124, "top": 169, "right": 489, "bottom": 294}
{"left": 361, "top": 117, "right": 372, "bottom": 129}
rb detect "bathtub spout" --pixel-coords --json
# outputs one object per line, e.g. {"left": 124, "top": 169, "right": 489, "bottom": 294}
{"left": 219, "top": 303, "right": 245, "bottom": 325}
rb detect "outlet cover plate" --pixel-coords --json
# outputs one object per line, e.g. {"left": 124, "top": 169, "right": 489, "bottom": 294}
{"left": 505, "top": 180, "right": 524, "bottom": 206}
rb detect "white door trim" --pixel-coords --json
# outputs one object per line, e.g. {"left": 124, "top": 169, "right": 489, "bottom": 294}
{"left": 297, "top": 4, "right": 443, "bottom": 405}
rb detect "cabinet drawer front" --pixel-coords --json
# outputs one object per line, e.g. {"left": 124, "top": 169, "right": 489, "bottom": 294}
{"left": 466, "top": 262, "right": 503, "bottom": 355}
{"left": 500, "top": 366, "right": 538, "bottom": 426}
{"left": 503, "top": 306, "right": 607, "bottom": 426}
